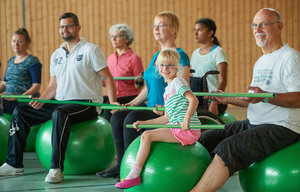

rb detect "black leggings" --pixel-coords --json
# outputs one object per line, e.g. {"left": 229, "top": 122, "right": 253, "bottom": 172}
{"left": 110, "top": 109, "right": 160, "bottom": 169}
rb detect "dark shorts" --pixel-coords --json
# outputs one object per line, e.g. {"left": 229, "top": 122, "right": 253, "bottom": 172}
{"left": 199, "top": 120, "right": 300, "bottom": 176}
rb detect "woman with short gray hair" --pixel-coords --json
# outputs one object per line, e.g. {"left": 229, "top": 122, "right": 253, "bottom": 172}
{"left": 102, "top": 24, "right": 144, "bottom": 121}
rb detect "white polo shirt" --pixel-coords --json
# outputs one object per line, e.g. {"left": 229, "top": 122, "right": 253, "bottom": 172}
{"left": 50, "top": 38, "right": 107, "bottom": 104}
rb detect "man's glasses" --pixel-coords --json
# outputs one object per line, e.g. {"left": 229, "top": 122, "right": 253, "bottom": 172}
{"left": 58, "top": 23, "right": 78, "bottom": 29}
{"left": 250, "top": 22, "right": 280, "bottom": 30}
{"left": 158, "top": 64, "right": 175, "bottom": 69}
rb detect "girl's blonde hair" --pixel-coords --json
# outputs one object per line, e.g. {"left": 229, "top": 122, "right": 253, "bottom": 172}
{"left": 154, "top": 11, "right": 179, "bottom": 39}
{"left": 156, "top": 48, "right": 180, "bottom": 68}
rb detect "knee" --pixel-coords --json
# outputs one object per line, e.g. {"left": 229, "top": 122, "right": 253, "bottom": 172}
{"left": 123, "top": 111, "right": 140, "bottom": 125}
{"left": 141, "top": 131, "right": 152, "bottom": 142}
{"left": 52, "top": 107, "right": 67, "bottom": 120}
{"left": 212, "top": 154, "right": 230, "bottom": 176}
{"left": 213, "top": 154, "right": 224, "bottom": 163}
{"left": 110, "top": 111, "right": 123, "bottom": 123}
{"left": 111, "top": 110, "right": 131, "bottom": 126}
{"left": 12, "top": 103, "right": 28, "bottom": 118}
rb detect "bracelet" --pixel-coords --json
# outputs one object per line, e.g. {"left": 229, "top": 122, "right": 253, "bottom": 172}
{"left": 262, "top": 98, "right": 269, "bottom": 103}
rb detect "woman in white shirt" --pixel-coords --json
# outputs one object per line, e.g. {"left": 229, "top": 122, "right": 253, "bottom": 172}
{"left": 191, "top": 18, "right": 228, "bottom": 115}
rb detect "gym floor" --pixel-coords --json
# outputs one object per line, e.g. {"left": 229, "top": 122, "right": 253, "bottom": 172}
{"left": 0, "top": 106, "right": 247, "bottom": 192}
{"left": 0, "top": 153, "right": 243, "bottom": 192}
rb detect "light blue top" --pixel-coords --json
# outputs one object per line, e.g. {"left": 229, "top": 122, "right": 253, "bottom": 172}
{"left": 144, "top": 47, "right": 190, "bottom": 107}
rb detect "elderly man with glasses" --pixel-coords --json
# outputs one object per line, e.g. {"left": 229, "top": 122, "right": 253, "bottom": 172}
{"left": 190, "top": 8, "right": 300, "bottom": 192}
{"left": 0, "top": 12, "right": 117, "bottom": 184}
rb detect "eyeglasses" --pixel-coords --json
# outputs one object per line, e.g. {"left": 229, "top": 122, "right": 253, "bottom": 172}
{"left": 158, "top": 64, "right": 175, "bottom": 69}
{"left": 194, "top": 28, "right": 202, "bottom": 32}
{"left": 110, "top": 35, "right": 124, "bottom": 39}
{"left": 250, "top": 22, "right": 280, "bottom": 30}
{"left": 152, "top": 24, "right": 168, "bottom": 29}
{"left": 58, "top": 23, "right": 78, "bottom": 29}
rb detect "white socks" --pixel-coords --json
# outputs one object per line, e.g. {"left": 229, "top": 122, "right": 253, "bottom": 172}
{"left": 126, "top": 164, "right": 142, "bottom": 179}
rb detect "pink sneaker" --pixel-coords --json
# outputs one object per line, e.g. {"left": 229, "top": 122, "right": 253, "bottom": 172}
{"left": 115, "top": 176, "right": 141, "bottom": 189}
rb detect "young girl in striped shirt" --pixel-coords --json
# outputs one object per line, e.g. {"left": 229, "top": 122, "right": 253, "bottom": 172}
{"left": 115, "top": 48, "right": 201, "bottom": 189}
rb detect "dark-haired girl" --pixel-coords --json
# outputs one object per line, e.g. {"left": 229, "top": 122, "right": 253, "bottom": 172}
{"left": 191, "top": 18, "right": 228, "bottom": 115}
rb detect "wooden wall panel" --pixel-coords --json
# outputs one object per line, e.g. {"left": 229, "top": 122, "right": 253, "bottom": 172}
{"left": 0, "top": 0, "right": 299, "bottom": 94}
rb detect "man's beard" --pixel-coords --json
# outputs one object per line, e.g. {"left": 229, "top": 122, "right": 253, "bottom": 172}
{"left": 255, "top": 33, "right": 267, "bottom": 47}
{"left": 256, "top": 39, "right": 267, "bottom": 47}
{"left": 62, "top": 32, "right": 76, "bottom": 42}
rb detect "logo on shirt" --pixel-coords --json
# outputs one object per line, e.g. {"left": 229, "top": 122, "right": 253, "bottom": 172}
{"left": 253, "top": 69, "right": 273, "bottom": 86}
{"left": 55, "top": 57, "right": 63, "bottom": 65}
{"left": 76, "top": 54, "right": 83, "bottom": 61}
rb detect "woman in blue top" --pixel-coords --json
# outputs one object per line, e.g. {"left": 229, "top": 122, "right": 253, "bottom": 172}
{"left": 0, "top": 28, "right": 42, "bottom": 115}
{"left": 97, "top": 11, "right": 190, "bottom": 178}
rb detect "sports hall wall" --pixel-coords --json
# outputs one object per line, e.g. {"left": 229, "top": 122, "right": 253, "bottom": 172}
{"left": 0, "top": 0, "right": 299, "bottom": 93}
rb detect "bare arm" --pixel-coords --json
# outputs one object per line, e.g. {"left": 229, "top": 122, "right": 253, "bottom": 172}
{"left": 226, "top": 97, "right": 249, "bottom": 107}
{"left": 98, "top": 67, "right": 117, "bottom": 104}
{"left": 23, "top": 83, "right": 41, "bottom": 96}
{"left": 126, "top": 86, "right": 148, "bottom": 106}
{"left": 30, "top": 76, "right": 57, "bottom": 109}
{"left": 205, "top": 90, "right": 249, "bottom": 108}
{"left": 209, "top": 62, "right": 228, "bottom": 114}
{"left": 0, "top": 81, "right": 6, "bottom": 93}
{"left": 239, "top": 86, "right": 300, "bottom": 108}
{"left": 217, "top": 62, "right": 228, "bottom": 91}
{"left": 182, "top": 90, "right": 199, "bottom": 130}
{"left": 268, "top": 92, "right": 300, "bottom": 108}
{"left": 177, "top": 65, "right": 190, "bottom": 86}
{"left": 138, "top": 115, "right": 169, "bottom": 125}
{"left": 133, "top": 113, "right": 169, "bottom": 131}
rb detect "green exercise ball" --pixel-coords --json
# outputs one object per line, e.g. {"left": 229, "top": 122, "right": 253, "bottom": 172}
{"left": 2, "top": 113, "right": 12, "bottom": 121}
{"left": 239, "top": 140, "right": 300, "bottom": 192}
{"left": 2, "top": 113, "right": 42, "bottom": 152}
{"left": 25, "top": 124, "right": 43, "bottom": 152}
{"left": 0, "top": 116, "right": 10, "bottom": 165}
{"left": 219, "top": 112, "right": 236, "bottom": 123}
{"left": 120, "top": 136, "right": 211, "bottom": 192}
{"left": 36, "top": 117, "right": 115, "bottom": 175}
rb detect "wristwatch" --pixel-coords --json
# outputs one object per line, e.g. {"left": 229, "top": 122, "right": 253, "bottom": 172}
{"left": 262, "top": 98, "right": 269, "bottom": 103}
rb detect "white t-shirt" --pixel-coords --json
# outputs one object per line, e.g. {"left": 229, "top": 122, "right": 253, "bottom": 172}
{"left": 50, "top": 38, "right": 107, "bottom": 104}
{"left": 191, "top": 46, "right": 228, "bottom": 91}
{"left": 247, "top": 44, "right": 300, "bottom": 134}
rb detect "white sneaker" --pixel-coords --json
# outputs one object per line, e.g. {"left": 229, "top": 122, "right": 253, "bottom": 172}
{"left": 45, "top": 169, "right": 64, "bottom": 183}
{"left": 0, "top": 163, "right": 24, "bottom": 176}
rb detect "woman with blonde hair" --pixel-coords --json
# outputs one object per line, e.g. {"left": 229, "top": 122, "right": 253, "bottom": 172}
{"left": 97, "top": 11, "right": 190, "bottom": 179}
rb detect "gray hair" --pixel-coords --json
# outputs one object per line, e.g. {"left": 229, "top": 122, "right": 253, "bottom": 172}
{"left": 109, "top": 24, "right": 134, "bottom": 46}
{"left": 262, "top": 8, "right": 282, "bottom": 22}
